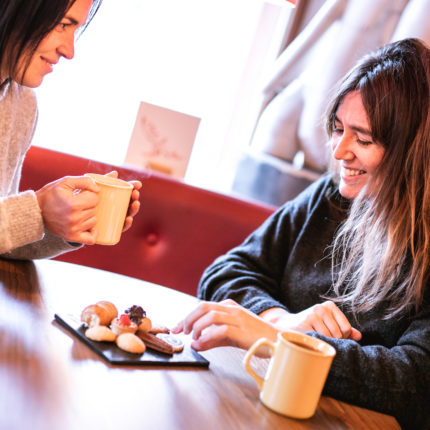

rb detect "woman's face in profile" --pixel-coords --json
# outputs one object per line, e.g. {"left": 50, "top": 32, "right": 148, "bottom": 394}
{"left": 9, "top": 0, "right": 93, "bottom": 88}
{"left": 331, "top": 91, "right": 385, "bottom": 199}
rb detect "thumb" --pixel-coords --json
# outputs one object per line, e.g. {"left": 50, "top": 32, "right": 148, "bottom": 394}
{"left": 104, "top": 170, "right": 118, "bottom": 178}
{"left": 65, "top": 176, "right": 100, "bottom": 193}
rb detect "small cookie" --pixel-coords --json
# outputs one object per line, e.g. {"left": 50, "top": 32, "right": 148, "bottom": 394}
{"left": 156, "top": 333, "right": 184, "bottom": 352}
{"left": 116, "top": 333, "right": 146, "bottom": 354}
{"left": 148, "top": 322, "right": 170, "bottom": 334}
{"left": 85, "top": 325, "right": 116, "bottom": 342}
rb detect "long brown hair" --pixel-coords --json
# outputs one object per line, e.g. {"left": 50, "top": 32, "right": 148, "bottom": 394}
{"left": 326, "top": 38, "right": 430, "bottom": 318}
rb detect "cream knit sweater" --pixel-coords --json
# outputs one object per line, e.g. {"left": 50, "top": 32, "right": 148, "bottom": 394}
{"left": 0, "top": 80, "right": 77, "bottom": 259}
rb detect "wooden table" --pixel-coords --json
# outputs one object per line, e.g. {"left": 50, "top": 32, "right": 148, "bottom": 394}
{"left": 0, "top": 258, "right": 400, "bottom": 430}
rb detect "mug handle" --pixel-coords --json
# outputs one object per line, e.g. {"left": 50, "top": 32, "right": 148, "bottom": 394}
{"left": 243, "top": 338, "right": 275, "bottom": 390}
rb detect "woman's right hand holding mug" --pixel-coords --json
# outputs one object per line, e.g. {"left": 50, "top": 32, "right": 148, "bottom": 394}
{"left": 35, "top": 175, "right": 99, "bottom": 244}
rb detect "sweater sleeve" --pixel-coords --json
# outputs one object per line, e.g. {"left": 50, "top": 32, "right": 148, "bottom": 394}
{"left": 0, "top": 190, "right": 44, "bottom": 253}
{"left": 0, "top": 190, "right": 81, "bottom": 260}
{"left": 310, "top": 306, "right": 430, "bottom": 430}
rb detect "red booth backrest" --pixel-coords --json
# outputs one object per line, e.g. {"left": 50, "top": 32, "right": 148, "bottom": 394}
{"left": 20, "top": 146, "right": 276, "bottom": 295}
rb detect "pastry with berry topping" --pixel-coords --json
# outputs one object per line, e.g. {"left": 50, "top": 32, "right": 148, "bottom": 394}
{"left": 125, "top": 304, "right": 152, "bottom": 332}
{"left": 110, "top": 313, "right": 138, "bottom": 336}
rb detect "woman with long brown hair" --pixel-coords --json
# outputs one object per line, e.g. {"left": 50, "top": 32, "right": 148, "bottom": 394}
{"left": 174, "top": 38, "right": 430, "bottom": 429}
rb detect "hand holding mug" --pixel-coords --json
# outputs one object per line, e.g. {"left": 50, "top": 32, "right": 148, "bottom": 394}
{"left": 36, "top": 175, "right": 99, "bottom": 244}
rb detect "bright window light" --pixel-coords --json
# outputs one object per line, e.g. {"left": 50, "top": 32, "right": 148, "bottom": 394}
{"left": 32, "top": 0, "right": 290, "bottom": 193}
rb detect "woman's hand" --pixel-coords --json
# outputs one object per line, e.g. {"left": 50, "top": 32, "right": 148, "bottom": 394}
{"left": 104, "top": 171, "right": 142, "bottom": 232}
{"left": 172, "top": 299, "right": 279, "bottom": 354}
{"left": 36, "top": 175, "right": 99, "bottom": 244}
{"left": 260, "top": 301, "right": 362, "bottom": 341}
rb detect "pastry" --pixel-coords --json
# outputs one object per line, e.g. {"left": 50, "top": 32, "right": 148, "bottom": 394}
{"left": 110, "top": 314, "right": 138, "bottom": 336}
{"left": 136, "top": 330, "right": 174, "bottom": 355}
{"left": 85, "top": 325, "right": 116, "bottom": 342}
{"left": 148, "top": 322, "right": 170, "bottom": 334}
{"left": 81, "top": 304, "right": 111, "bottom": 327}
{"left": 138, "top": 317, "right": 152, "bottom": 332}
{"left": 125, "top": 305, "right": 146, "bottom": 325}
{"left": 156, "top": 333, "right": 184, "bottom": 352}
{"left": 96, "top": 301, "right": 118, "bottom": 321}
{"left": 116, "top": 333, "right": 146, "bottom": 354}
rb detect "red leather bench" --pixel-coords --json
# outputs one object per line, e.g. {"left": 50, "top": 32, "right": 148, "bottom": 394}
{"left": 20, "top": 146, "right": 276, "bottom": 296}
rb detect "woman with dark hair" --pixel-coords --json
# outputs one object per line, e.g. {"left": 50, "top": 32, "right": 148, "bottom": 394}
{"left": 173, "top": 38, "right": 430, "bottom": 429}
{"left": 0, "top": 0, "right": 141, "bottom": 258}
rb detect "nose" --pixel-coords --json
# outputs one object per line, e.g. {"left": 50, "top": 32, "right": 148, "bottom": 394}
{"left": 332, "top": 134, "right": 354, "bottom": 161}
{"left": 57, "top": 34, "right": 75, "bottom": 60}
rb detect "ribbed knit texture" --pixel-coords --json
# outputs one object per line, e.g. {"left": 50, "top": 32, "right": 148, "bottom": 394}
{"left": 0, "top": 80, "right": 78, "bottom": 258}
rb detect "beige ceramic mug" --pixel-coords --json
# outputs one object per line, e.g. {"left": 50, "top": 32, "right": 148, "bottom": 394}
{"left": 243, "top": 331, "right": 336, "bottom": 419}
{"left": 86, "top": 173, "right": 133, "bottom": 245}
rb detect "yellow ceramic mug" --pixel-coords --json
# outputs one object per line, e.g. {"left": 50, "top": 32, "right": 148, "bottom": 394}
{"left": 86, "top": 173, "right": 133, "bottom": 245}
{"left": 243, "top": 331, "right": 336, "bottom": 419}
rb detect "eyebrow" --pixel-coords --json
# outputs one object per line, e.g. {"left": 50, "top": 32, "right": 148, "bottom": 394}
{"left": 334, "top": 115, "right": 372, "bottom": 136}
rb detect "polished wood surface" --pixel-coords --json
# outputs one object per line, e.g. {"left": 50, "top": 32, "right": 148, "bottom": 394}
{"left": 0, "top": 258, "right": 400, "bottom": 430}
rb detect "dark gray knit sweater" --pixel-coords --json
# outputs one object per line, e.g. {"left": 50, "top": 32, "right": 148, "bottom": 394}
{"left": 198, "top": 175, "right": 430, "bottom": 430}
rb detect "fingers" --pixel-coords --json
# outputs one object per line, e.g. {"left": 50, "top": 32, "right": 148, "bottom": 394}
{"left": 171, "top": 300, "right": 238, "bottom": 337}
{"left": 350, "top": 327, "right": 362, "bottom": 341}
{"left": 130, "top": 180, "right": 142, "bottom": 191}
{"left": 306, "top": 301, "right": 361, "bottom": 341}
{"left": 69, "top": 227, "right": 98, "bottom": 245}
{"left": 122, "top": 198, "right": 141, "bottom": 233}
{"left": 190, "top": 324, "right": 240, "bottom": 351}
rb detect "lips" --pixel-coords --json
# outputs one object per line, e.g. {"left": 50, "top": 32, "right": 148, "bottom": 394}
{"left": 40, "top": 57, "right": 57, "bottom": 73}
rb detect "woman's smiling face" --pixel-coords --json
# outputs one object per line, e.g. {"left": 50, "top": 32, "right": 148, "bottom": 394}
{"left": 6, "top": 0, "right": 93, "bottom": 88}
{"left": 331, "top": 91, "right": 385, "bottom": 199}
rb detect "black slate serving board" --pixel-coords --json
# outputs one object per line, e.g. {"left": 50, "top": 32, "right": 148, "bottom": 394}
{"left": 54, "top": 313, "right": 209, "bottom": 367}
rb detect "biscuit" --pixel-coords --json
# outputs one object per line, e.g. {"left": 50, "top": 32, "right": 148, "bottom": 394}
{"left": 85, "top": 325, "right": 116, "bottom": 342}
{"left": 116, "top": 333, "right": 146, "bottom": 354}
{"left": 156, "top": 333, "right": 184, "bottom": 352}
{"left": 148, "top": 322, "right": 170, "bottom": 334}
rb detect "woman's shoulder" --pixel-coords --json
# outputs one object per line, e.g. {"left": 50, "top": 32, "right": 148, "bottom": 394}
{"left": 275, "top": 174, "right": 348, "bottom": 222}
{"left": 1, "top": 80, "right": 37, "bottom": 113}
{"left": 287, "top": 174, "right": 339, "bottom": 208}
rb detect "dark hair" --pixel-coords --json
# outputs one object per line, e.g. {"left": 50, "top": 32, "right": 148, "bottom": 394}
{"left": 326, "top": 38, "right": 430, "bottom": 317}
{"left": 0, "top": 0, "right": 102, "bottom": 80}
